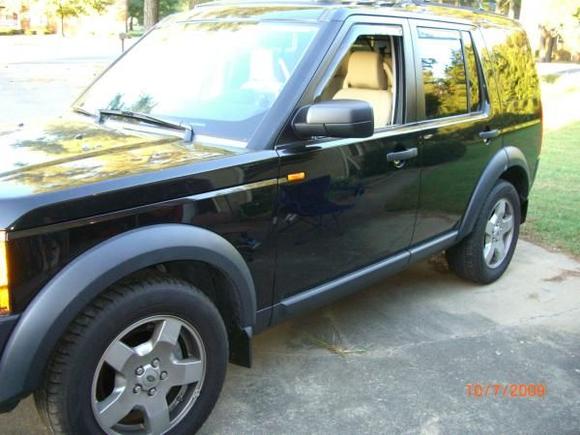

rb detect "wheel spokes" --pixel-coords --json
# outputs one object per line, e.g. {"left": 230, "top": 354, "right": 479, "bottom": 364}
{"left": 483, "top": 196, "right": 516, "bottom": 268}
{"left": 494, "top": 238, "right": 506, "bottom": 261}
{"left": 484, "top": 242, "right": 495, "bottom": 264}
{"left": 485, "top": 220, "right": 495, "bottom": 237}
{"left": 104, "top": 341, "right": 137, "bottom": 373}
{"left": 152, "top": 318, "right": 183, "bottom": 350}
{"left": 494, "top": 199, "right": 507, "bottom": 219}
{"left": 143, "top": 399, "right": 171, "bottom": 435}
{"left": 501, "top": 215, "right": 514, "bottom": 234}
{"left": 96, "top": 386, "right": 134, "bottom": 429}
{"left": 167, "top": 358, "right": 204, "bottom": 387}
{"left": 93, "top": 315, "right": 206, "bottom": 434}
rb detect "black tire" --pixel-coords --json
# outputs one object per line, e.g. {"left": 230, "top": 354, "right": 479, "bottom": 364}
{"left": 34, "top": 273, "right": 228, "bottom": 435}
{"left": 446, "top": 180, "right": 521, "bottom": 284}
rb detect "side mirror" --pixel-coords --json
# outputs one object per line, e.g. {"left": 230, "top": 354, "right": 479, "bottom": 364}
{"left": 292, "top": 99, "right": 374, "bottom": 139}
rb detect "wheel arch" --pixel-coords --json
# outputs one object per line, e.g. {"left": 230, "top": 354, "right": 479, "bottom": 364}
{"left": 501, "top": 146, "right": 531, "bottom": 223}
{"left": 0, "top": 224, "right": 256, "bottom": 406}
{"left": 458, "top": 146, "right": 531, "bottom": 239}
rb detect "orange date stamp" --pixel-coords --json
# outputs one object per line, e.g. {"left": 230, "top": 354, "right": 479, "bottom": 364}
{"left": 466, "top": 383, "right": 546, "bottom": 399}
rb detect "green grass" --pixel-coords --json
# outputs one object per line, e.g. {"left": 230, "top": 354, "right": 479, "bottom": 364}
{"left": 522, "top": 121, "right": 580, "bottom": 257}
{"left": 541, "top": 73, "right": 561, "bottom": 84}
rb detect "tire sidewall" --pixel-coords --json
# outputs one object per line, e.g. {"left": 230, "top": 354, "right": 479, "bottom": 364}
{"left": 61, "top": 280, "right": 228, "bottom": 435}
{"left": 473, "top": 181, "right": 521, "bottom": 283}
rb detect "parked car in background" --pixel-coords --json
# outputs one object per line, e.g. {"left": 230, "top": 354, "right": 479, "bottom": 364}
{"left": 0, "top": 1, "right": 541, "bottom": 433}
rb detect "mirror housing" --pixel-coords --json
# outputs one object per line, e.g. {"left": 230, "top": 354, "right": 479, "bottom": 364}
{"left": 292, "top": 99, "right": 374, "bottom": 139}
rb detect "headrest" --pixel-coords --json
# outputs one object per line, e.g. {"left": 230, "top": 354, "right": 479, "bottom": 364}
{"left": 345, "top": 51, "right": 388, "bottom": 90}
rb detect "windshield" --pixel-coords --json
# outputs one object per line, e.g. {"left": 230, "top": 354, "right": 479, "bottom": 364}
{"left": 75, "top": 20, "right": 319, "bottom": 145}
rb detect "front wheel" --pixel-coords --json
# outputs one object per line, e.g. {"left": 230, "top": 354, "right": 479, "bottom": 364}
{"left": 446, "top": 180, "right": 521, "bottom": 284}
{"left": 35, "top": 274, "right": 228, "bottom": 435}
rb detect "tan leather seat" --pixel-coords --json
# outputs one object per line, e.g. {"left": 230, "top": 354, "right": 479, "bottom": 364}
{"left": 321, "top": 54, "right": 350, "bottom": 101}
{"left": 334, "top": 51, "right": 393, "bottom": 127}
{"left": 383, "top": 57, "right": 394, "bottom": 91}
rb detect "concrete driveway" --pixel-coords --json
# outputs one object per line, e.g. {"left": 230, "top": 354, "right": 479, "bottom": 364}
{"left": 1, "top": 36, "right": 579, "bottom": 434}
{"left": 2, "top": 241, "right": 579, "bottom": 434}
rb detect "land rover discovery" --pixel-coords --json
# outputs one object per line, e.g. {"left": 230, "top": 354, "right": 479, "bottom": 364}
{"left": 0, "top": 1, "right": 541, "bottom": 433}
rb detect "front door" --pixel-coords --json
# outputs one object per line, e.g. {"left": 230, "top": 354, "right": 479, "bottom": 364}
{"left": 273, "top": 20, "right": 421, "bottom": 304}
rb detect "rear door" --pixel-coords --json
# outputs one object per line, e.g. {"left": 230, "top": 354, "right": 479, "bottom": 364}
{"left": 272, "top": 18, "right": 421, "bottom": 305}
{"left": 409, "top": 21, "right": 502, "bottom": 243}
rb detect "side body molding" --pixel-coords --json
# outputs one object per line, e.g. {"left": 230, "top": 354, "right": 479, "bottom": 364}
{"left": 458, "top": 147, "right": 530, "bottom": 239}
{"left": 0, "top": 224, "right": 256, "bottom": 405}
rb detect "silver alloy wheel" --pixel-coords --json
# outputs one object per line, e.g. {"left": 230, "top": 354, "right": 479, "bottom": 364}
{"left": 91, "top": 315, "right": 206, "bottom": 435}
{"left": 483, "top": 198, "right": 515, "bottom": 269}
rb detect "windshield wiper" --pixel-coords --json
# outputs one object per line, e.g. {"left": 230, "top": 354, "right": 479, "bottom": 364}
{"left": 98, "top": 109, "right": 194, "bottom": 142}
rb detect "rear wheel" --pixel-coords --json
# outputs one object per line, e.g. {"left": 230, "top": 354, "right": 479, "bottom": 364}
{"left": 446, "top": 180, "right": 521, "bottom": 284}
{"left": 35, "top": 274, "right": 228, "bottom": 435}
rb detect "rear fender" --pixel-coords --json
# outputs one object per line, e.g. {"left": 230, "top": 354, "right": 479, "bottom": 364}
{"left": 458, "top": 147, "right": 530, "bottom": 239}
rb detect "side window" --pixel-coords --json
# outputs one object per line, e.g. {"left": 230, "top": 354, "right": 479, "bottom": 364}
{"left": 462, "top": 31, "right": 482, "bottom": 112}
{"left": 318, "top": 34, "right": 400, "bottom": 130}
{"left": 417, "top": 27, "right": 468, "bottom": 119}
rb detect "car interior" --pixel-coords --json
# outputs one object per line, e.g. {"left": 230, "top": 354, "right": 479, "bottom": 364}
{"left": 321, "top": 35, "right": 398, "bottom": 129}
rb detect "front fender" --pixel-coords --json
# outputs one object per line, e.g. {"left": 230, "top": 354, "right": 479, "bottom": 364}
{"left": 0, "top": 224, "right": 255, "bottom": 406}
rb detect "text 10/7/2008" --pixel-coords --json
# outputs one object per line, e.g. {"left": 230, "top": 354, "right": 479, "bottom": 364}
{"left": 466, "top": 384, "right": 546, "bottom": 398}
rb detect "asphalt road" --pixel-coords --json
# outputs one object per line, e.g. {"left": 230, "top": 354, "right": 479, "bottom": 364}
{"left": 0, "top": 36, "right": 579, "bottom": 435}
{"left": 0, "top": 35, "right": 129, "bottom": 127}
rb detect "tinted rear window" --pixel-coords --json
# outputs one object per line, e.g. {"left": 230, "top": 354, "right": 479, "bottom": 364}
{"left": 417, "top": 27, "right": 468, "bottom": 119}
{"left": 481, "top": 26, "right": 541, "bottom": 117}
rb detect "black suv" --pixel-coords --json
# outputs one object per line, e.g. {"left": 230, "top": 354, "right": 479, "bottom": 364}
{"left": 0, "top": 1, "right": 541, "bottom": 433}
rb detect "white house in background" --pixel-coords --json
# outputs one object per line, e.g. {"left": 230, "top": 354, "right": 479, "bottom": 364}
{"left": 0, "top": 0, "right": 20, "bottom": 31}
{"left": 0, "top": 0, "right": 126, "bottom": 35}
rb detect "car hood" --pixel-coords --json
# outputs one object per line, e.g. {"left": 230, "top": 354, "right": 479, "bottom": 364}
{"left": 0, "top": 118, "right": 239, "bottom": 197}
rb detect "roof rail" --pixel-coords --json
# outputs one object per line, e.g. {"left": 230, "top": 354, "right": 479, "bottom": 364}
{"left": 419, "top": 0, "right": 487, "bottom": 10}
{"left": 200, "top": 0, "right": 501, "bottom": 15}
{"left": 334, "top": 0, "right": 414, "bottom": 6}
{"left": 337, "top": 0, "right": 495, "bottom": 13}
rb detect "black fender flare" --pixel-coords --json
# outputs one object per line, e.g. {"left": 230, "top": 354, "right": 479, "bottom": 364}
{"left": 0, "top": 224, "right": 256, "bottom": 405}
{"left": 458, "top": 146, "right": 530, "bottom": 239}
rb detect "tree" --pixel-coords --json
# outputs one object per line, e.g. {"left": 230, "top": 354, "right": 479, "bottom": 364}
{"left": 50, "top": 0, "right": 114, "bottom": 36}
{"left": 129, "top": 0, "right": 200, "bottom": 29}
{"left": 430, "top": 0, "right": 522, "bottom": 17}
{"left": 144, "top": 0, "right": 159, "bottom": 29}
{"left": 492, "top": 0, "right": 521, "bottom": 18}
{"left": 127, "top": 0, "right": 142, "bottom": 29}
{"left": 519, "top": 0, "right": 580, "bottom": 62}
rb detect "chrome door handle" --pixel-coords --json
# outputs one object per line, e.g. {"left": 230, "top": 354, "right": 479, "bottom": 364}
{"left": 479, "top": 129, "right": 500, "bottom": 144}
{"left": 386, "top": 147, "right": 418, "bottom": 162}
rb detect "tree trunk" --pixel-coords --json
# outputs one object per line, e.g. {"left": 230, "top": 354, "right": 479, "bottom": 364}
{"left": 60, "top": 12, "right": 65, "bottom": 37}
{"left": 125, "top": 0, "right": 129, "bottom": 33}
{"left": 539, "top": 26, "right": 556, "bottom": 63}
{"left": 144, "top": 0, "right": 159, "bottom": 30}
{"left": 544, "top": 35, "right": 556, "bottom": 63}
{"left": 508, "top": 0, "right": 515, "bottom": 18}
